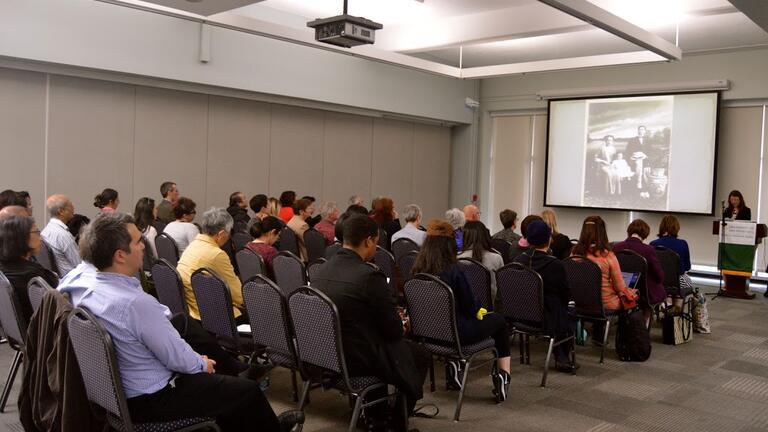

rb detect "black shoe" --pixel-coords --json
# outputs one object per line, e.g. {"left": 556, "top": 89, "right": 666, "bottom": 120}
{"left": 764, "top": 290, "right": 768, "bottom": 298}
{"left": 555, "top": 362, "right": 580, "bottom": 374}
{"left": 491, "top": 370, "right": 510, "bottom": 402}
{"left": 277, "top": 410, "right": 305, "bottom": 432}
{"left": 240, "top": 361, "right": 274, "bottom": 382}
{"left": 445, "top": 361, "right": 463, "bottom": 390}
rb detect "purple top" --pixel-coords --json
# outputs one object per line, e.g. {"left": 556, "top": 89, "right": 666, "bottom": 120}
{"left": 613, "top": 237, "right": 666, "bottom": 305}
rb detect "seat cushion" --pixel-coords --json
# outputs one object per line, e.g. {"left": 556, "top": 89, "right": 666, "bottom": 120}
{"left": 134, "top": 417, "right": 216, "bottom": 432}
{"left": 421, "top": 338, "right": 495, "bottom": 358}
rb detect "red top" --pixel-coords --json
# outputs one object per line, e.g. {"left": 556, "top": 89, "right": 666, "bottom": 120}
{"left": 314, "top": 219, "right": 336, "bottom": 245}
{"left": 278, "top": 207, "right": 294, "bottom": 223}
{"left": 246, "top": 241, "right": 278, "bottom": 272}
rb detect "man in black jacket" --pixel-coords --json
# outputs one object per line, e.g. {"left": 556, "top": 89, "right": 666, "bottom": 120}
{"left": 312, "top": 214, "right": 429, "bottom": 431}
{"left": 226, "top": 191, "right": 250, "bottom": 233}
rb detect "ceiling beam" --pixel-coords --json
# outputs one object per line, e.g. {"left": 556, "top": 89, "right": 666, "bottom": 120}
{"left": 538, "top": 0, "right": 682, "bottom": 60}
{"left": 727, "top": 0, "right": 768, "bottom": 34}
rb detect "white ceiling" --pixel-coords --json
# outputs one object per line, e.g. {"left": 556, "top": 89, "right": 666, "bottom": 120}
{"left": 109, "top": 0, "right": 768, "bottom": 78}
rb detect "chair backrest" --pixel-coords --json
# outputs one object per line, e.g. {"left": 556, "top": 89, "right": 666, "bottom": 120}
{"left": 377, "top": 228, "right": 389, "bottom": 250}
{"left": 392, "top": 238, "right": 420, "bottom": 264}
{"left": 139, "top": 236, "right": 153, "bottom": 272}
{"left": 397, "top": 250, "right": 419, "bottom": 281}
{"left": 277, "top": 227, "right": 299, "bottom": 256}
{"left": 303, "top": 229, "right": 327, "bottom": 264}
{"left": 615, "top": 249, "right": 649, "bottom": 306}
{"left": 236, "top": 248, "right": 265, "bottom": 283}
{"left": 457, "top": 257, "right": 494, "bottom": 311}
{"left": 373, "top": 247, "right": 397, "bottom": 296}
{"left": 495, "top": 263, "right": 544, "bottom": 326}
{"left": 404, "top": 274, "right": 461, "bottom": 350}
{"left": 155, "top": 233, "right": 180, "bottom": 267}
{"left": 190, "top": 268, "right": 238, "bottom": 343}
{"left": 272, "top": 251, "right": 308, "bottom": 295}
{"left": 150, "top": 259, "right": 189, "bottom": 315}
{"left": 242, "top": 275, "right": 298, "bottom": 362}
{"left": 324, "top": 242, "right": 342, "bottom": 260}
{"left": 307, "top": 257, "right": 327, "bottom": 282}
{"left": 28, "top": 276, "right": 55, "bottom": 316}
{"left": 34, "top": 239, "right": 60, "bottom": 276}
{"left": 68, "top": 307, "right": 135, "bottom": 432}
{"left": 288, "top": 287, "right": 347, "bottom": 377}
{"left": 232, "top": 232, "right": 253, "bottom": 252}
{"left": 562, "top": 256, "right": 604, "bottom": 317}
{"left": 654, "top": 246, "right": 681, "bottom": 289}
{"left": 489, "top": 239, "right": 512, "bottom": 265}
{"left": 0, "top": 273, "right": 25, "bottom": 347}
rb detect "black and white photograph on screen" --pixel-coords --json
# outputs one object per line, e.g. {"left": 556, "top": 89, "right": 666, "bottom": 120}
{"left": 582, "top": 96, "right": 673, "bottom": 211}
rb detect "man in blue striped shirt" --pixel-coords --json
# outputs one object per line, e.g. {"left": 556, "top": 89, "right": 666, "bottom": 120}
{"left": 58, "top": 212, "right": 288, "bottom": 431}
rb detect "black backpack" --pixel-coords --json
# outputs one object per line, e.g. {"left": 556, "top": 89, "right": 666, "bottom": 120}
{"left": 615, "top": 309, "right": 651, "bottom": 361}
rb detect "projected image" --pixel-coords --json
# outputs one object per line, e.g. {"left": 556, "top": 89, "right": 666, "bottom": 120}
{"left": 583, "top": 97, "right": 672, "bottom": 210}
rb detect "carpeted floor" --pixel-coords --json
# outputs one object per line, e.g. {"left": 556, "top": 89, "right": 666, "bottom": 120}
{"left": 1, "top": 285, "right": 767, "bottom": 432}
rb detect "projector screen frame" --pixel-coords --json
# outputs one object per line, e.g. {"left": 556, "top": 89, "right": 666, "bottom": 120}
{"left": 542, "top": 90, "right": 722, "bottom": 216}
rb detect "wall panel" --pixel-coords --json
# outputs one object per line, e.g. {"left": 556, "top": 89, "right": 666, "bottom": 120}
{"left": 371, "top": 119, "right": 415, "bottom": 210}
{"left": 269, "top": 105, "right": 325, "bottom": 199}
{"left": 412, "top": 124, "right": 451, "bottom": 221}
{"left": 322, "top": 112, "right": 373, "bottom": 209}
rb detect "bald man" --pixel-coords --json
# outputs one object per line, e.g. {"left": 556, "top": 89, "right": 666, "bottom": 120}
{"left": 40, "top": 194, "right": 81, "bottom": 277}
{"left": 0, "top": 205, "right": 30, "bottom": 219}
{"left": 463, "top": 204, "right": 481, "bottom": 222}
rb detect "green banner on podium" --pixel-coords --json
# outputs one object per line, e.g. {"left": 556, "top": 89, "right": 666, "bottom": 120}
{"left": 718, "top": 243, "right": 756, "bottom": 273}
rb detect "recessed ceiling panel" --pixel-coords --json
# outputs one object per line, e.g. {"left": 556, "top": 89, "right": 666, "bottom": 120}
{"left": 141, "top": 0, "right": 265, "bottom": 16}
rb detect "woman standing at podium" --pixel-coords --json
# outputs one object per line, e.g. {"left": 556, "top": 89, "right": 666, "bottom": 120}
{"left": 724, "top": 190, "right": 752, "bottom": 220}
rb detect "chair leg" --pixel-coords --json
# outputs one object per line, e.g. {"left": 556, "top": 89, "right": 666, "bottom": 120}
{"left": 600, "top": 320, "right": 610, "bottom": 364}
{"left": 541, "top": 338, "right": 554, "bottom": 387}
{"left": 525, "top": 335, "right": 531, "bottom": 365}
{"left": 348, "top": 393, "right": 365, "bottom": 432}
{"left": 290, "top": 370, "right": 299, "bottom": 402}
{"left": 429, "top": 356, "right": 435, "bottom": 392}
{"left": 0, "top": 351, "right": 22, "bottom": 413}
{"left": 518, "top": 333, "right": 525, "bottom": 364}
{"left": 297, "top": 380, "right": 312, "bottom": 411}
{"left": 453, "top": 357, "right": 473, "bottom": 422}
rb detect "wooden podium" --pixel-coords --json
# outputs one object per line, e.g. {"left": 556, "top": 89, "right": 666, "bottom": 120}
{"left": 712, "top": 221, "right": 767, "bottom": 299}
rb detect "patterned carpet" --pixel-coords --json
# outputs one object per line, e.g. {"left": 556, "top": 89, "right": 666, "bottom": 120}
{"left": 1, "top": 285, "right": 767, "bottom": 432}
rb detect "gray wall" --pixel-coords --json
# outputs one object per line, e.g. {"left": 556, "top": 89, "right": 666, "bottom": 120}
{"left": 0, "top": 68, "right": 451, "bottom": 223}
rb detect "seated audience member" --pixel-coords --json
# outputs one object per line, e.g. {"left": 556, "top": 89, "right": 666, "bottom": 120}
{"left": 226, "top": 191, "right": 250, "bottom": 233}
{"left": 163, "top": 197, "right": 199, "bottom": 254}
{"left": 445, "top": 208, "right": 466, "bottom": 250}
{"left": 613, "top": 219, "right": 666, "bottom": 321}
{"left": 41, "top": 194, "right": 81, "bottom": 278}
{"left": 348, "top": 195, "right": 365, "bottom": 207}
{"left": 391, "top": 204, "right": 427, "bottom": 247}
{"left": 463, "top": 204, "right": 481, "bottom": 222}
{"left": 0, "top": 206, "right": 29, "bottom": 219}
{"left": 369, "top": 197, "right": 381, "bottom": 216}
{"left": 0, "top": 190, "right": 28, "bottom": 213}
{"left": 371, "top": 197, "right": 402, "bottom": 247}
{"left": 249, "top": 194, "right": 269, "bottom": 221}
{"left": 93, "top": 188, "right": 119, "bottom": 213}
{"left": 301, "top": 196, "right": 322, "bottom": 228}
{"left": 57, "top": 213, "right": 299, "bottom": 432}
{"left": 312, "top": 214, "right": 430, "bottom": 428}
{"left": 287, "top": 199, "right": 315, "bottom": 261}
{"left": 458, "top": 221, "right": 504, "bottom": 299}
{"left": 314, "top": 201, "right": 339, "bottom": 245}
{"left": 540, "top": 209, "right": 572, "bottom": 259}
{"left": 650, "top": 214, "right": 692, "bottom": 277}
{"left": 571, "top": 216, "right": 638, "bottom": 338}
{"left": 246, "top": 216, "right": 282, "bottom": 276}
{"left": 514, "top": 220, "right": 577, "bottom": 372}
{"left": 333, "top": 206, "right": 368, "bottom": 245}
{"left": 156, "top": 181, "right": 179, "bottom": 224}
{"left": 14, "top": 191, "right": 33, "bottom": 216}
{"left": 278, "top": 191, "right": 296, "bottom": 223}
{"left": 507, "top": 214, "right": 543, "bottom": 261}
{"left": 413, "top": 219, "right": 511, "bottom": 400}
{"left": 492, "top": 209, "right": 520, "bottom": 244}
{"left": 267, "top": 197, "right": 281, "bottom": 218}
{"left": 66, "top": 214, "right": 91, "bottom": 244}
{"left": 134, "top": 197, "right": 159, "bottom": 259}
{"left": 0, "top": 215, "right": 59, "bottom": 324}
{"left": 177, "top": 208, "right": 246, "bottom": 323}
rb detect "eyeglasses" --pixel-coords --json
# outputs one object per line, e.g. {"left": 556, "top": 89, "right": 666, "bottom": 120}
{"left": 29, "top": 229, "right": 41, "bottom": 234}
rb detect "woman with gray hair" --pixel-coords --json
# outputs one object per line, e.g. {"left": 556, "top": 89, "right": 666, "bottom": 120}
{"left": 314, "top": 201, "right": 339, "bottom": 245}
{"left": 445, "top": 208, "right": 466, "bottom": 250}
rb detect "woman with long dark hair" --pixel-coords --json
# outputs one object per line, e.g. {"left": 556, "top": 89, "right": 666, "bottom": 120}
{"left": 93, "top": 188, "right": 119, "bottom": 213}
{"left": 134, "top": 197, "right": 158, "bottom": 259}
{"left": 412, "top": 219, "right": 511, "bottom": 401}
{"left": 724, "top": 190, "right": 752, "bottom": 220}
{"left": 458, "top": 221, "right": 503, "bottom": 299}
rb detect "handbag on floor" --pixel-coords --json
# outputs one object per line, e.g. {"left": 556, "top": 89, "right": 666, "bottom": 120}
{"left": 662, "top": 314, "right": 692, "bottom": 345}
{"left": 615, "top": 309, "right": 651, "bottom": 362}
{"left": 692, "top": 288, "right": 711, "bottom": 334}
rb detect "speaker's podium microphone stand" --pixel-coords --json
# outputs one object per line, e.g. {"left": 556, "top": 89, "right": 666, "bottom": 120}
{"left": 712, "top": 203, "right": 766, "bottom": 299}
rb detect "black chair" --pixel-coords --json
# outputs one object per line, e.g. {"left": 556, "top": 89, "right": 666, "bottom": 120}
{"left": 654, "top": 246, "right": 693, "bottom": 335}
{"left": 303, "top": 229, "right": 327, "bottom": 264}
{"left": 404, "top": 274, "right": 499, "bottom": 421}
{"left": 0, "top": 273, "right": 25, "bottom": 412}
{"left": 150, "top": 259, "right": 189, "bottom": 316}
{"left": 397, "top": 250, "right": 419, "bottom": 282}
{"left": 68, "top": 308, "right": 218, "bottom": 432}
{"left": 562, "top": 256, "right": 611, "bottom": 363}
{"left": 377, "top": 228, "right": 389, "bottom": 251}
{"left": 324, "top": 242, "right": 343, "bottom": 260}
{"left": 289, "top": 287, "right": 403, "bottom": 432}
{"left": 373, "top": 247, "right": 397, "bottom": 298}
{"left": 155, "top": 233, "right": 181, "bottom": 267}
{"left": 489, "top": 239, "right": 512, "bottom": 265}
{"left": 242, "top": 275, "right": 304, "bottom": 403}
{"left": 190, "top": 268, "right": 252, "bottom": 354}
{"left": 392, "top": 238, "right": 420, "bottom": 264}
{"left": 140, "top": 236, "right": 154, "bottom": 273}
{"left": 277, "top": 227, "right": 300, "bottom": 256}
{"left": 34, "top": 239, "right": 60, "bottom": 277}
{"left": 306, "top": 257, "right": 327, "bottom": 283}
{"left": 457, "top": 258, "right": 494, "bottom": 311}
{"left": 272, "top": 251, "right": 308, "bottom": 296}
{"left": 27, "top": 276, "right": 55, "bottom": 316}
{"left": 236, "top": 248, "right": 265, "bottom": 283}
{"left": 496, "top": 263, "right": 574, "bottom": 387}
{"left": 615, "top": 249, "right": 656, "bottom": 313}
{"left": 232, "top": 232, "right": 253, "bottom": 252}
